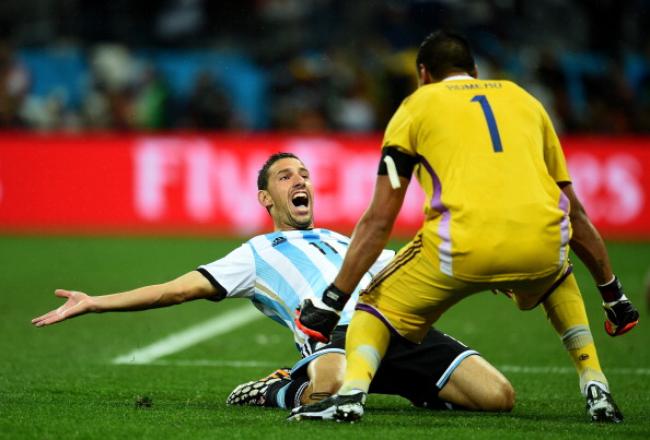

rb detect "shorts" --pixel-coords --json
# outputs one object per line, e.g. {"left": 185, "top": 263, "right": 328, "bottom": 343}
{"left": 291, "top": 326, "right": 479, "bottom": 409}
{"left": 359, "top": 229, "right": 573, "bottom": 343}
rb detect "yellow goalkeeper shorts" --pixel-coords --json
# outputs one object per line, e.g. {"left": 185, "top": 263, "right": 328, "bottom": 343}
{"left": 357, "top": 230, "right": 573, "bottom": 343}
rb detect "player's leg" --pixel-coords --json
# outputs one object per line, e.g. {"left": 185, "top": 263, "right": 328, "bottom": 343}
{"left": 228, "top": 327, "right": 348, "bottom": 409}
{"left": 337, "top": 309, "right": 391, "bottom": 395}
{"left": 227, "top": 353, "right": 345, "bottom": 409}
{"left": 288, "top": 309, "right": 390, "bottom": 421}
{"left": 370, "top": 328, "right": 514, "bottom": 412}
{"left": 509, "top": 266, "right": 623, "bottom": 422}
{"left": 298, "top": 326, "right": 348, "bottom": 404}
{"left": 541, "top": 273, "right": 607, "bottom": 392}
{"left": 226, "top": 367, "right": 296, "bottom": 407}
{"left": 438, "top": 355, "right": 515, "bottom": 411}
{"left": 226, "top": 354, "right": 346, "bottom": 409}
{"left": 265, "top": 353, "right": 346, "bottom": 408}
{"left": 302, "top": 352, "right": 345, "bottom": 404}
{"left": 540, "top": 273, "right": 623, "bottom": 422}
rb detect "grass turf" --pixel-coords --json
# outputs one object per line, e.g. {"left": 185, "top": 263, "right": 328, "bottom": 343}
{"left": 1, "top": 235, "right": 649, "bottom": 439}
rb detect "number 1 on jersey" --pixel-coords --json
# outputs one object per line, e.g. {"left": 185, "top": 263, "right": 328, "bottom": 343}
{"left": 471, "top": 95, "right": 503, "bottom": 153}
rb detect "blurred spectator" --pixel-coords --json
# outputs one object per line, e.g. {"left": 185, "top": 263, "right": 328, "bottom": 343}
{"left": 581, "top": 63, "right": 635, "bottom": 133}
{"left": 0, "top": 40, "right": 29, "bottom": 128}
{"left": 134, "top": 67, "right": 170, "bottom": 130}
{"left": 187, "top": 71, "right": 235, "bottom": 129}
{"left": 329, "top": 76, "right": 376, "bottom": 132}
{"left": 267, "top": 53, "right": 330, "bottom": 132}
{"left": 87, "top": 45, "right": 139, "bottom": 131}
{"left": 636, "top": 71, "right": 650, "bottom": 133}
{"left": 293, "top": 107, "right": 329, "bottom": 133}
{"left": 531, "top": 50, "right": 571, "bottom": 133}
{"left": 20, "top": 88, "right": 74, "bottom": 131}
{"left": 1, "top": 0, "right": 650, "bottom": 133}
{"left": 155, "top": 0, "right": 205, "bottom": 43}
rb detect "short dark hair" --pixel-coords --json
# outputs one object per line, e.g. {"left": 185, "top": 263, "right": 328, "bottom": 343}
{"left": 257, "top": 152, "right": 301, "bottom": 190}
{"left": 416, "top": 31, "right": 475, "bottom": 81}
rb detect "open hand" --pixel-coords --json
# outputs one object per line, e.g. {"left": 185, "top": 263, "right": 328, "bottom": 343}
{"left": 31, "top": 289, "right": 96, "bottom": 327}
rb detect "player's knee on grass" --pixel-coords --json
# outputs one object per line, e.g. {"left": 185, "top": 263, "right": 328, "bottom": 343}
{"left": 304, "top": 352, "right": 346, "bottom": 403}
{"left": 482, "top": 375, "right": 515, "bottom": 412}
{"left": 439, "top": 355, "right": 515, "bottom": 412}
{"left": 460, "top": 368, "right": 514, "bottom": 412}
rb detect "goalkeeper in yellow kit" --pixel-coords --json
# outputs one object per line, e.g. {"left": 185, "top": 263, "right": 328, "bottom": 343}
{"left": 291, "top": 30, "right": 639, "bottom": 424}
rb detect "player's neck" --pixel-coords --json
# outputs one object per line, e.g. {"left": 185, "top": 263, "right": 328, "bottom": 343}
{"left": 274, "top": 225, "right": 315, "bottom": 232}
{"left": 443, "top": 73, "right": 474, "bottom": 81}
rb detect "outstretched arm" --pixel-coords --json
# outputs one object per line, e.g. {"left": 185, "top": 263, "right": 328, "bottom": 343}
{"left": 31, "top": 271, "right": 216, "bottom": 327}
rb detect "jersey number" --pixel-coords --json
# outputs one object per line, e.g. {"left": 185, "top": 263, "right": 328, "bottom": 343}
{"left": 309, "top": 241, "right": 339, "bottom": 256}
{"left": 471, "top": 95, "right": 503, "bottom": 153}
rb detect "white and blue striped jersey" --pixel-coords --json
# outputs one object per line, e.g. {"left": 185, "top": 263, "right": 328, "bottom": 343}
{"left": 198, "top": 228, "right": 395, "bottom": 357}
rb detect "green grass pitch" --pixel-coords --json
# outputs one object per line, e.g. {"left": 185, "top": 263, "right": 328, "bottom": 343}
{"left": 1, "top": 235, "right": 649, "bottom": 439}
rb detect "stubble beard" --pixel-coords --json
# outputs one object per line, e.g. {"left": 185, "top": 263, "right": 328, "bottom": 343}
{"left": 286, "top": 211, "right": 313, "bottom": 230}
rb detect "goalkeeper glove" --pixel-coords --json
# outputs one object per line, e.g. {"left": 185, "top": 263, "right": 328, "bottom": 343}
{"left": 295, "top": 284, "right": 350, "bottom": 343}
{"left": 598, "top": 276, "right": 639, "bottom": 337}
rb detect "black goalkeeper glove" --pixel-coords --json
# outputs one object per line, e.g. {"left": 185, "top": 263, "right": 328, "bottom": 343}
{"left": 295, "top": 284, "right": 351, "bottom": 343}
{"left": 598, "top": 276, "right": 639, "bottom": 337}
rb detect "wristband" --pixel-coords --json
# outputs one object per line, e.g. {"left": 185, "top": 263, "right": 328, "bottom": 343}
{"left": 597, "top": 275, "right": 624, "bottom": 302}
{"left": 322, "top": 283, "right": 351, "bottom": 311}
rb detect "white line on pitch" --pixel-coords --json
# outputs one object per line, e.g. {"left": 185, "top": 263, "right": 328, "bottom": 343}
{"left": 111, "top": 306, "right": 262, "bottom": 365}
{"left": 149, "top": 359, "right": 278, "bottom": 368}
{"left": 500, "top": 365, "right": 650, "bottom": 375}
{"left": 124, "top": 359, "right": 650, "bottom": 376}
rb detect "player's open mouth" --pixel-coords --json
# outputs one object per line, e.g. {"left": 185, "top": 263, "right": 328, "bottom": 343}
{"left": 291, "top": 192, "right": 310, "bottom": 212}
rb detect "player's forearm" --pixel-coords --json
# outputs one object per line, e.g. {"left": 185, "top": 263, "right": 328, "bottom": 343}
{"left": 334, "top": 212, "right": 393, "bottom": 294}
{"left": 332, "top": 175, "right": 406, "bottom": 295}
{"left": 569, "top": 211, "right": 613, "bottom": 285}
{"left": 94, "top": 282, "right": 187, "bottom": 312}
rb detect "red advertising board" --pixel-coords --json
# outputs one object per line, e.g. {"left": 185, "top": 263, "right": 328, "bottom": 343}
{"left": 0, "top": 133, "right": 648, "bottom": 239}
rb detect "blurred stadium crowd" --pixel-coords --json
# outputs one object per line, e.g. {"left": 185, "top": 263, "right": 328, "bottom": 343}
{"left": 1, "top": 0, "right": 649, "bottom": 134}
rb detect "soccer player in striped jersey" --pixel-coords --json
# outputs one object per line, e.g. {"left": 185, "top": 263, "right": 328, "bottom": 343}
{"left": 293, "top": 31, "right": 638, "bottom": 424}
{"left": 31, "top": 152, "right": 514, "bottom": 413}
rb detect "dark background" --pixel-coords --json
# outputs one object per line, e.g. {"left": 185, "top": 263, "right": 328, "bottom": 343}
{"left": 1, "top": 0, "right": 649, "bottom": 134}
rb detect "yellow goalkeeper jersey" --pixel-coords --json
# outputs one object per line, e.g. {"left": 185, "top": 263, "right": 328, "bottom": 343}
{"left": 383, "top": 75, "right": 572, "bottom": 282}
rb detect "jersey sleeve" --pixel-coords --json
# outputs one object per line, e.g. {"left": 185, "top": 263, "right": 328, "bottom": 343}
{"left": 367, "top": 249, "right": 396, "bottom": 277}
{"left": 382, "top": 99, "right": 417, "bottom": 156}
{"left": 197, "top": 244, "right": 255, "bottom": 301}
{"left": 541, "top": 106, "right": 571, "bottom": 184}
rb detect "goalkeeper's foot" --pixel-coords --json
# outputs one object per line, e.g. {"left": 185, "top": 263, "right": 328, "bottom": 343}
{"left": 603, "top": 298, "right": 639, "bottom": 336}
{"left": 287, "top": 391, "right": 366, "bottom": 422}
{"left": 226, "top": 368, "right": 291, "bottom": 406}
{"left": 585, "top": 383, "right": 623, "bottom": 423}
